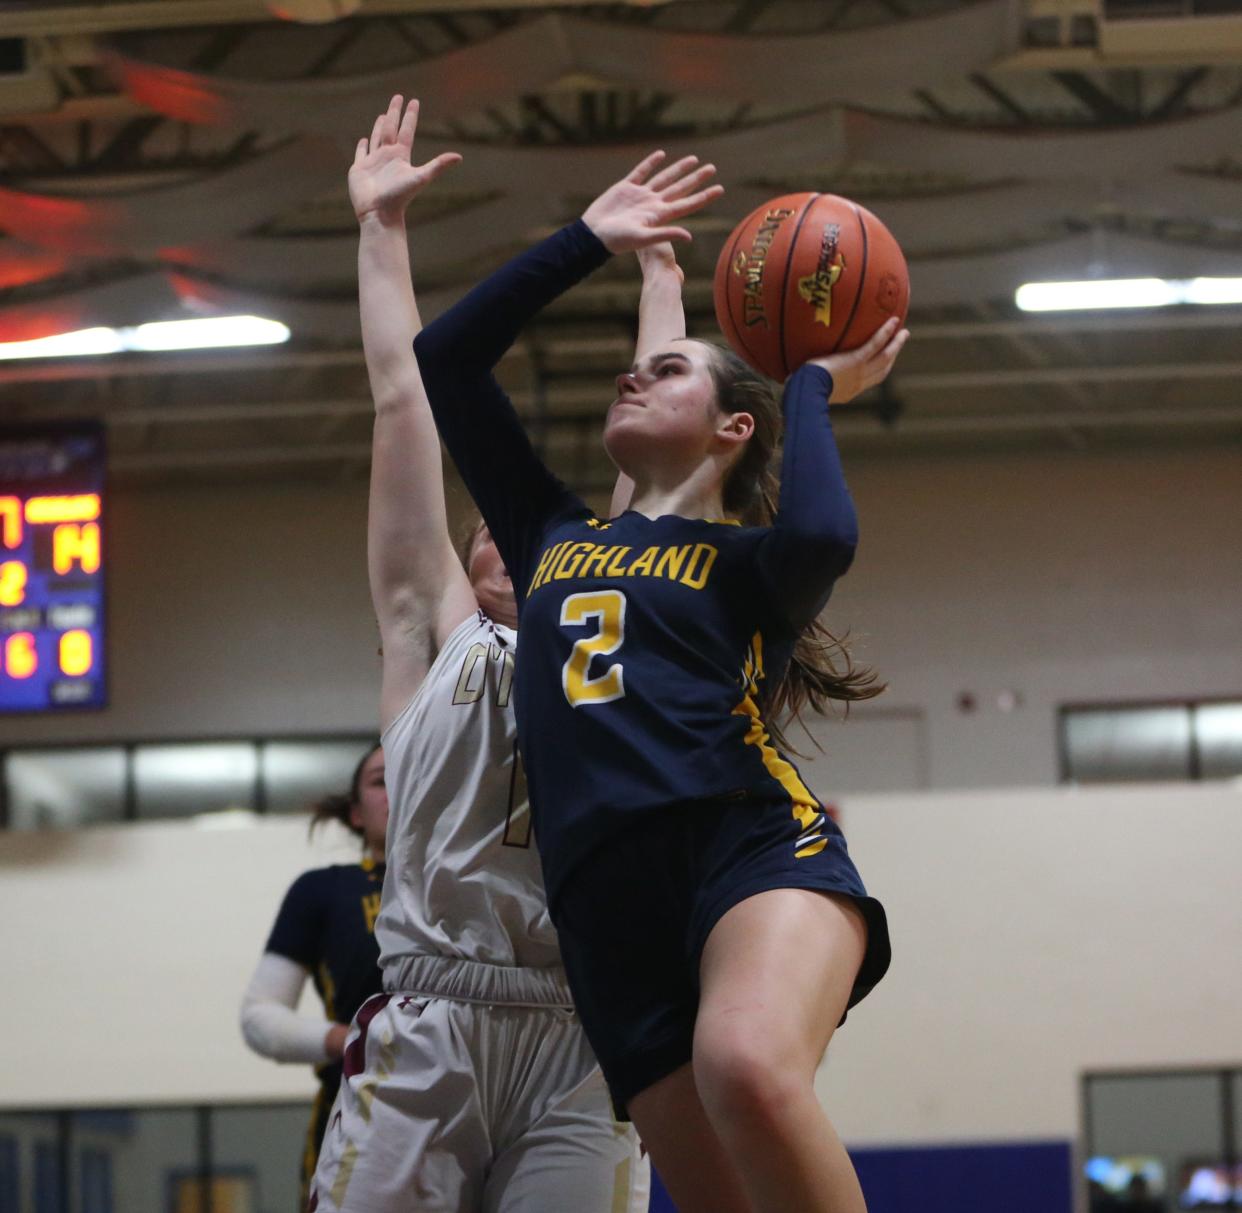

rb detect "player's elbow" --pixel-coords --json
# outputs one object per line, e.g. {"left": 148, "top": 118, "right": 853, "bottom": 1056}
{"left": 412, "top": 323, "right": 465, "bottom": 378}
{"left": 412, "top": 328, "right": 480, "bottom": 406}
{"left": 790, "top": 516, "right": 858, "bottom": 575}
{"left": 239, "top": 994, "right": 297, "bottom": 1063}
{"left": 238, "top": 999, "right": 272, "bottom": 1059}
{"left": 814, "top": 537, "right": 856, "bottom": 582}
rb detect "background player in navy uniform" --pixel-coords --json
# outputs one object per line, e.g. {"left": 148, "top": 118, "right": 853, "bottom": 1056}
{"left": 415, "top": 150, "right": 908, "bottom": 1213}
{"left": 240, "top": 741, "right": 386, "bottom": 1207}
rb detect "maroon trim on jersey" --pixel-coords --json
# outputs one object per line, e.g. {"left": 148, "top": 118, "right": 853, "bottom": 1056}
{"left": 342, "top": 992, "right": 391, "bottom": 1080}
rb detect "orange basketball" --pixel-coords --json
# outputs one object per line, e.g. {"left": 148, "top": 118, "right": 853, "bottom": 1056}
{"left": 713, "top": 192, "right": 909, "bottom": 382}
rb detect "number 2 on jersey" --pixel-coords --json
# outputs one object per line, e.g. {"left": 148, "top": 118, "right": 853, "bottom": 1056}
{"left": 560, "top": 590, "right": 626, "bottom": 707}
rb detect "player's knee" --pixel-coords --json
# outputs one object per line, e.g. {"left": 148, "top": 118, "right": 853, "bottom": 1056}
{"left": 693, "top": 1018, "right": 808, "bottom": 1139}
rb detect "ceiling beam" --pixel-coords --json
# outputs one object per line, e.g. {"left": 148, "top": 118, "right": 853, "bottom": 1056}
{"left": 1050, "top": 70, "right": 1138, "bottom": 121}
{"left": 967, "top": 71, "right": 1033, "bottom": 123}
{"left": 896, "top": 359, "right": 1242, "bottom": 391}
{"left": 1150, "top": 65, "right": 1210, "bottom": 119}
{"left": 0, "top": 0, "right": 684, "bottom": 38}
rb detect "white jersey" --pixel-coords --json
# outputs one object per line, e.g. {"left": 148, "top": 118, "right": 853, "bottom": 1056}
{"left": 376, "top": 611, "right": 560, "bottom": 985}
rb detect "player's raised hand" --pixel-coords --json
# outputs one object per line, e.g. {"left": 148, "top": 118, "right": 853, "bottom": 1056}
{"left": 636, "top": 241, "right": 685, "bottom": 285}
{"left": 809, "top": 316, "right": 909, "bottom": 405}
{"left": 584, "top": 152, "right": 723, "bottom": 253}
{"left": 349, "top": 95, "right": 461, "bottom": 225}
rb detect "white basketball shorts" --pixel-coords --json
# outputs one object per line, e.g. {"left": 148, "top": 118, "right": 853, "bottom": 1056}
{"left": 309, "top": 989, "right": 648, "bottom": 1213}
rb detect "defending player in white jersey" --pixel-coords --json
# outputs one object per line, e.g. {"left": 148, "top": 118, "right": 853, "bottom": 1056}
{"left": 308, "top": 96, "right": 648, "bottom": 1213}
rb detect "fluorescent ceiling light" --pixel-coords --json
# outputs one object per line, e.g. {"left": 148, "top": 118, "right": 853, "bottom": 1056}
{"left": 1016, "top": 277, "right": 1242, "bottom": 312}
{"left": 1184, "top": 278, "right": 1242, "bottom": 306}
{"left": 0, "top": 315, "right": 291, "bottom": 361}
{"left": 0, "top": 327, "right": 124, "bottom": 361}
{"left": 129, "top": 315, "right": 290, "bottom": 351}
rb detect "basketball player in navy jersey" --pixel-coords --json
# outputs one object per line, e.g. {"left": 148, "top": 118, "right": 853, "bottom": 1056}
{"left": 415, "top": 145, "right": 908, "bottom": 1212}
{"left": 240, "top": 741, "right": 387, "bottom": 1206}
{"left": 306, "top": 97, "right": 647, "bottom": 1213}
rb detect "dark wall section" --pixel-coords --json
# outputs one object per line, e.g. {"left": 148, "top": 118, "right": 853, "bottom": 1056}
{"left": 651, "top": 1140, "right": 1075, "bottom": 1213}
{"left": 853, "top": 1140, "right": 1075, "bottom": 1213}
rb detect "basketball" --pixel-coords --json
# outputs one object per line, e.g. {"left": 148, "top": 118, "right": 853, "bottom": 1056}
{"left": 713, "top": 192, "right": 909, "bottom": 382}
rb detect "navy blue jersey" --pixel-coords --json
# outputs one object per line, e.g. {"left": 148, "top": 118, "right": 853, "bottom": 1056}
{"left": 266, "top": 859, "right": 385, "bottom": 1086}
{"left": 415, "top": 222, "right": 857, "bottom": 906}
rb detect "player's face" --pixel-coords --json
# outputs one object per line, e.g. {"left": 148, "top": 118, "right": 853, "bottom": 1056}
{"left": 603, "top": 339, "right": 725, "bottom": 474}
{"left": 350, "top": 746, "right": 389, "bottom": 855}
{"left": 468, "top": 525, "right": 516, "bottom": 621}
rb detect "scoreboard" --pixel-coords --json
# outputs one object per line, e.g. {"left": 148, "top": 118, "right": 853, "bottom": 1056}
{"left": 0, "top": 425, "right": 106, "bottom": 712}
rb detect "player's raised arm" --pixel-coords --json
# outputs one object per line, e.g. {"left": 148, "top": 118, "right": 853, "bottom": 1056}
{"left": 635, "top": 242, "right": 686, "bottom": 358}
{"left": 607, "top": 242, "right": 688, "bottom": 517}
{"left": 414, "top": 151, "right": 722, "bottom": 589}
{"left": 351, "top": 96, "right": 475, "bottom": 728}
{"left": 757, "top": 317, "right": 909, "bottom": 632}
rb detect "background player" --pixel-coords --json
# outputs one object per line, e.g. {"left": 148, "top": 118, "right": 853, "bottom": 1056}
{"left": 240, "top": 741, "right": 387, "bottom": 1207}
{"left": 415, "top": 151, "right": 908, "bottom": 1212}
{"left": 307, "top": 96, "right": 646, "bottom": 1212}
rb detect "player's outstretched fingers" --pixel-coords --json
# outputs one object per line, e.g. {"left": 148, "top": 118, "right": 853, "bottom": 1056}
{"left": 417, "top": 152, "right": 463, "bottom": 186}
{"left": 642, "top": 225, "right": 694, "bottom": 246}
{"left": 625, "top": 150, "right": 667, "bottom": 184}
{"left": 658, "top": 182, "right": 725, "bottom": 223}
{"left": 647, "top": 155, "right": 699, "bottom": 193}
{"left": 660, "top": 163, "right": 717, "bottom": 202}
{"left": 851, "top": 315, "right": 902, "bottom": 366}
{"left": 398, "top": 97, "right": 419, "bottom": 148}
{"left": 381, "top": 94, "right": 404, "bottom": 145}
{"left": 869, "top": 328, "right": 909, "bottom": 388}
{"left": 368, "top": 106, "right": 387, "bottom": 156}
{"left": 816, "top": 317, "right": 907, "bottom": 401}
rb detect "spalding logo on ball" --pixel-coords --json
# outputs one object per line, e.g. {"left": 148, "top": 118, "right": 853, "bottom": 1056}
{"left": 714, "top": 193, "right": 909, "bottom": 382}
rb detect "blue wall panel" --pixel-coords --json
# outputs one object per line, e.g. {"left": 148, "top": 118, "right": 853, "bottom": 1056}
{"left": 852, "top": 1140, "right": 1074, "bottom": 1213}
{"left": 650, "top": 1140, "right": 1075, "bottom": 1213}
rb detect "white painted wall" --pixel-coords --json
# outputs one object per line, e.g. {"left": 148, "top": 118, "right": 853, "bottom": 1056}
{"left": 816, "top": 781, "right": 1242, "bottom": 1145}
{"left": 0, "top": 816, "right": 359, "bottom": 1107}
{"left": 4, "top": 447, "right": 1239, "bottom": 791}
{"left": 1, "top": 782, "right": 1239, "bottom": 1152}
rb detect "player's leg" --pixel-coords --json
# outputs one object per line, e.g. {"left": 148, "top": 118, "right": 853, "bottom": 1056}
{"left": 300, "top": 1081, "right": 333, "bottom": 1210}
{"left": 309, "top": 994, "right": 488, "bottom": 1213}
{"left": 693, "top": 887, "right": 870, "bottom": 1213}
{"left": 627, "top": 1064, "right": 753, "bottom": 1213}
{"left": 484, "top": 1058, "right": 650, "bottom": 1213}
{"left": 549, "top": 816, "right": 752, "bottom": 1213}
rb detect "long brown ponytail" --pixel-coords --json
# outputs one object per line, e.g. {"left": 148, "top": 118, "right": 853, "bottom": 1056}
{"left": 309, "top": 740, "right": 381, "bottom": 839}
{"left": 703, "top": 342, "right": 885, "bottom": 752}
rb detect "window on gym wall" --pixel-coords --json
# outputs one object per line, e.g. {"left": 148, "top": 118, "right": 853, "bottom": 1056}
{"left": 0, "top": 1135, "right": 18, "bottom": 1213}
{"left": 1196, "top": 703, "right": 1242, "bottom": 779}
{"left": 4, "top": 747, "right": 127, "bottom": 831}
{"left": 133, "top": 742, "right": 258, "bottom": 820}
{"left": 1060, "top": 699, "right": 1242, "bottom": 783}
{"left": 0, "top": 735, "right": 374, "bottom": 830}
{"left": 261, "top": 739, "right": 374, "bottom": 815}
{"left": 0, "top": 1104, "right": 309, "bottom": 1213}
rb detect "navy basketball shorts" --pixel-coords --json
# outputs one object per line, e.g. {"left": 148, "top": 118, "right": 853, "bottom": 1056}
{"left": 552, "top": 794, "right": 891, "bottom": 1119}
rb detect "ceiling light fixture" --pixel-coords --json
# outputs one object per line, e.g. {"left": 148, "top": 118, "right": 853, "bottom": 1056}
{"left": 1015, "top": 278, "right": 1242, "bottom": 312}
{"left": 0, "top": 316, "right": 291, "bottom": 361}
